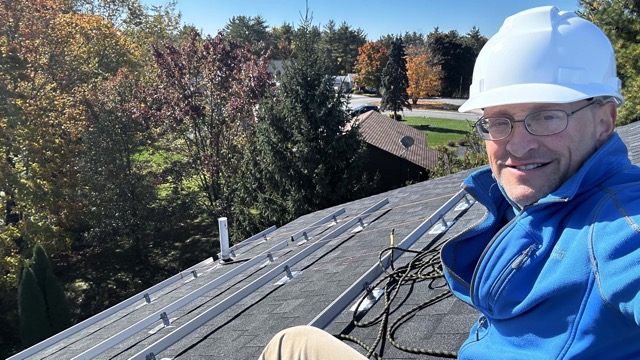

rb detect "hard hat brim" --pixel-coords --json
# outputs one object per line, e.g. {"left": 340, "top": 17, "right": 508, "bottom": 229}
{"left": 458, "top": 83, "right": 621, "bottom": 113}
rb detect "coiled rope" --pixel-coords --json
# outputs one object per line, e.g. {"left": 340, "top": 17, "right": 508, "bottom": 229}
{"left": 336, "top": 242, "right": 458, "bottom": 359}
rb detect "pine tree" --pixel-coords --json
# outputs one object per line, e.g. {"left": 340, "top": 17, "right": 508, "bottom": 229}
{"left": 18, "top": 266, "right": 52, "bottom": 347}
{"left": 233, "top": 13, "right": 377, "bottom": 240}
{"left": 380, "top": 37, "right": 411, "bottom": 120}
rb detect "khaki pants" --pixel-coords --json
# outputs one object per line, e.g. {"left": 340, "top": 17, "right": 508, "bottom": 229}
{"left": 259, "top": 325, "right": 368, "bottom": 360}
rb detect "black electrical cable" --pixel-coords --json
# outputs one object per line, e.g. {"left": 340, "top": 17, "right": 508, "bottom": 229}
{"left": 336, "top": 243, "right": 458, "bottom": 359}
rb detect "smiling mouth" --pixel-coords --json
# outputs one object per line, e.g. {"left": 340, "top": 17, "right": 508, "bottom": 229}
{"left": 509, "top": 163, "right": 546, "bottom": 170}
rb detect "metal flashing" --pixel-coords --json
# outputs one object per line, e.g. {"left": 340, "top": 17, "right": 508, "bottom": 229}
{"left": 428, "top": 216, "right": 452, "bottom": 234}
{"left": 455, "top": 193, "right": 476, "bottom": 211}
{"left": 350, "top": 218, "right": 368, "bottom": 233}
{"left": 349, "top": 284, "right": 384, "bottom": 313}
{"left": 274, "top": 265, "right": 302, "bottom": 285}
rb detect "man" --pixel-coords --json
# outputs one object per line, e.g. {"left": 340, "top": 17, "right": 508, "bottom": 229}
{"left": 260, "top": 6, "right": 640, "bottom": 359}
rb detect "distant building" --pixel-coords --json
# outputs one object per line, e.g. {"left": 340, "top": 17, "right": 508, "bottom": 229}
{"left": 269, "top": 60, "right": 287, "bottom": 79}
{"left": 333, "top": 73, "right": 357, "bottom": 91}
{"left": 350, "top": 110, "right": 439, "bottom": 191}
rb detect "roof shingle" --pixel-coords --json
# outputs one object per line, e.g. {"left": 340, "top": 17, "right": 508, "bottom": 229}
{"left": 355, "top": 111, "right": 440, "bottom": 170}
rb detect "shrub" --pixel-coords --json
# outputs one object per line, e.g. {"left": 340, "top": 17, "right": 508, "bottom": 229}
{"left": 388, "top": 113, "right": 402, "bottom": 120}
{"left": 19, "top": 267, "right": 51, "bottom": 347}
{"left": 18, "top": 244, "right": 72, "bottom": 347}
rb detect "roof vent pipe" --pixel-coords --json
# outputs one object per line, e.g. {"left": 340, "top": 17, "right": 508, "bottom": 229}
{"left": 218, "top": 217, "right": 232, "bottom": 263}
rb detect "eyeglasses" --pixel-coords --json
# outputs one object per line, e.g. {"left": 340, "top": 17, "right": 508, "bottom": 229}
{"left": 474, "top": 100, "right": 597, "bottom": 141}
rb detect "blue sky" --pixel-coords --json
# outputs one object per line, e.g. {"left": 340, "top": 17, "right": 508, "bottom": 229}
{"left": 141, "top": 0, "right": 581, "bottom": 40}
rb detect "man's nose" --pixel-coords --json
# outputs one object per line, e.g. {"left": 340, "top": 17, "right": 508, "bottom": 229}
{"left": 504, "top": 122, "right": 539, "bottom": 157}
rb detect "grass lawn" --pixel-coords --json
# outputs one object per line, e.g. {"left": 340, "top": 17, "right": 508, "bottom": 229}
{"left": 400, "top": 116, "right": 475, "bottom": 148}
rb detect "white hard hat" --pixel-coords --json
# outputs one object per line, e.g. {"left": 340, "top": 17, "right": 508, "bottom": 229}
{"left": 459, "top": 6, "right": 623, "bottom": 113}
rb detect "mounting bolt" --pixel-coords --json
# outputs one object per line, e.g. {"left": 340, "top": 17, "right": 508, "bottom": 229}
{"left": 160, "top": 312, "right": 171, "bottom": 326}
{"left": 284, "top": 265, "right": 294, "bottom": 279}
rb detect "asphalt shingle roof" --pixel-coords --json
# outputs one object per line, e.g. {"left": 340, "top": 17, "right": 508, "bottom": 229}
{"left": 355, "top": 111, "right": 440, "bottom": 170}
{"left": 12, "top": 121, "right": 640, "bottom": 360}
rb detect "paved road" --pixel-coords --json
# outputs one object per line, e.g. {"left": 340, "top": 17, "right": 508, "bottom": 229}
{"left": 349, "top": 95, "right": 478, "bottom": 121}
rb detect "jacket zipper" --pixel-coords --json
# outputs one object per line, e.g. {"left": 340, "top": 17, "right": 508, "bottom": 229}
{"left": 468, "top": 196, "right": 569, "bottom": 306}
{"left": 512, "top": 243, "right": 540, "bottom": 269}
{"left": 475, "top": 316, "right": 488, "bottom": 341}
{"left": 469, "top": 211, "right": 521, "bottom": 305}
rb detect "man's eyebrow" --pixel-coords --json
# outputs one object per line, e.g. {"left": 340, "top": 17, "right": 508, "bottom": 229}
{"left": 485, "top": 105, "right": 569, "bottom": 117}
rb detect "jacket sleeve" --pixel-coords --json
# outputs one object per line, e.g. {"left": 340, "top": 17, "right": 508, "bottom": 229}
{"left": 590, "top": 192, "right": 640, "bottom": 325}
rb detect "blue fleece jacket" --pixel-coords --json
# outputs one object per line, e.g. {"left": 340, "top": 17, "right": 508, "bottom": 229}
{"left": 441, "top": 133, "right": 640, "bottom": 359}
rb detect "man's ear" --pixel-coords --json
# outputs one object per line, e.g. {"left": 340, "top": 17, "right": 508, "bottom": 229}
{"left": 596, "top": 102, "right": 616, "bottom": 147}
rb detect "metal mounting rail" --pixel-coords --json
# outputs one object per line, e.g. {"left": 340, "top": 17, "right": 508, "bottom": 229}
{"left": 309, "top": 190, "right": 469, "bottom": 329}
{"left": 71, "top": 241, "right": 289, "bottom": 360}
{"left": 7, "top": 257, "right": 215, "bottom": 360}
{"left": 290, "top": 208, "right": 345, "bottom": 242}
{"left": 218, "top": 225, "right": 277, "bottom": 258}
{"left": 129, "top": 198, "right": 389, "bottom": 360}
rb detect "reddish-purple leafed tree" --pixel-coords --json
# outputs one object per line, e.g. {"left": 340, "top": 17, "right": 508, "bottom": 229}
{"left": 145, "top": 30, "right": 273, "bottom": 219}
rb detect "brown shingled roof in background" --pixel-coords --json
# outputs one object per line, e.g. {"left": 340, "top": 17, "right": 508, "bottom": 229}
{"left": 353, "top": 110, "right": 440, "bottom": 170}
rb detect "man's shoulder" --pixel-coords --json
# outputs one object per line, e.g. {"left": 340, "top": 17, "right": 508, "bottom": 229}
{"left": 588, "top": 173, "right": 640, "bottom": 249}
{"left": 599, "top": 164, "right": 640, "bottom": 200}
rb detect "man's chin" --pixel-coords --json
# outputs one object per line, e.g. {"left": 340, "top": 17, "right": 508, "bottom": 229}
{"left": 502, "top": 184, "right": 547, "bottom": 207}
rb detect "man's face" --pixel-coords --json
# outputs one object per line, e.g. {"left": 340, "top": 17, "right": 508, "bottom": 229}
{"left": 483, "top": 100, "right": 615, "bottom": 207}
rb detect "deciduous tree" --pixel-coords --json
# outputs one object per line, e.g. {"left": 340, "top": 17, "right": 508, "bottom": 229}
{"left": 0, "top": 0, "right": 137, "bottom": 250}
{"left": 146, "top": 30, "right": 273, "bottom": 223}
{"left": 0, "top": 1, "right": 152, "bottom": 354}
{"left": 80, "top": 69, "right": 155, "bottom": 260}
{"left": 354, "top": 42, "right": 388, "bottom": 94}
{"left": 406, "top": 47, "right": 443, "bottom": 104}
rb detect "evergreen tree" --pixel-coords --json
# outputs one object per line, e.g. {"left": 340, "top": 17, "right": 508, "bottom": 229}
{"left": 402, "top": 31, "right": 427, "bottom": 50}
{"left": 223, "top": 15, "right": 272, "bottom": 57}
{"left": 30, "top": 244, "right": 53, "bottom": 296}
{"left": 44, "top": 269, "right": 72, "bottom": 332}
{"left": 580, "top": 0, "right": 640, "bottom": 124}
{"left": 19, "top": 244, "right": 72, "bottom": 344}
{"left": 18, "top": 267, "right": 51, "bottom": 348}
{"left": 381, "top": 37, "right": 411, "bottom": 119}
{"left": 427, "top": 28, "right": 484, "bottom": 97}
{"left": 233, "top": 14, "right": 376, "bottom": 240}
